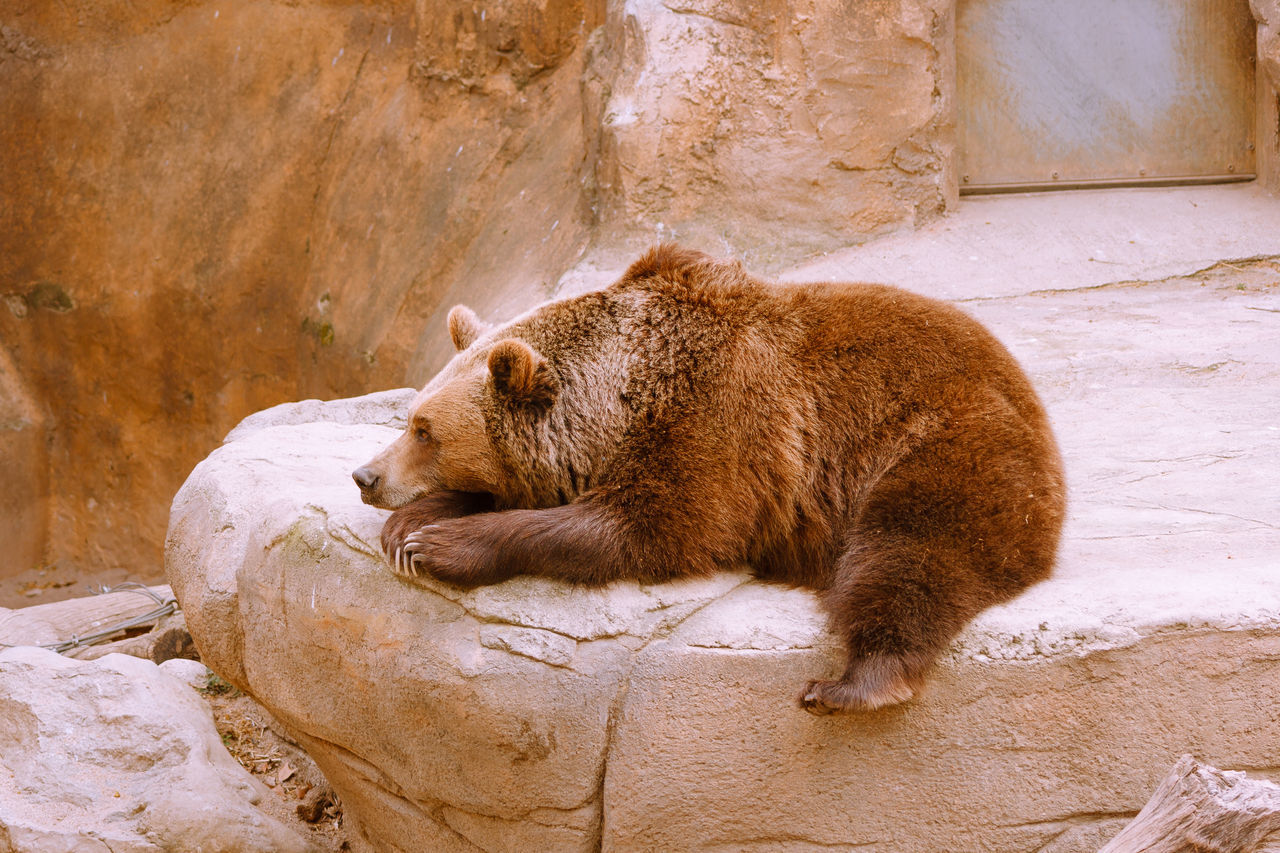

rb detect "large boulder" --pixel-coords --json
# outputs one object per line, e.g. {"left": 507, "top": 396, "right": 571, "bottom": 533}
{"left": 167, "top": 410, "right": 752, "bottom": 852}
{"left": 0, "top": 647, "right": 315, "bottom": 853}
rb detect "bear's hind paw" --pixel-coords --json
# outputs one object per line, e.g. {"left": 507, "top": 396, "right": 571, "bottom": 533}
{"left": 797, "top": 669, "right": 916, "bottom": 715}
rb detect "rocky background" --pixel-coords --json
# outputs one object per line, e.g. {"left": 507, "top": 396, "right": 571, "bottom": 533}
{"left": 1, "top": 0, "right": 1278, "bottom": 587}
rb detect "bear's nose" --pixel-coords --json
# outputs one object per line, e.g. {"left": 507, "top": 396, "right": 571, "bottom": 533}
{"left": 352, "top": 466, "right": 380, "bottom": 491}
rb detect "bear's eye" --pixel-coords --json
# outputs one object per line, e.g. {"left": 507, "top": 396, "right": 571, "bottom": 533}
{"left": 413, "top": 424, "right": 432, "bottom": 444}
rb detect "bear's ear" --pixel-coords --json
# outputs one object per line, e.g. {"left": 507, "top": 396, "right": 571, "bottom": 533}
{"left": 448, "top": 305, "right": 488, "bottom": 352}
{"left": 488, "top": 339, "right": 558, "bottom": 406}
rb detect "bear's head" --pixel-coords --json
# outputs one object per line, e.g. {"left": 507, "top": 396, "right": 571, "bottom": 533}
{"left": 352, "top": 304, "right": 560, "bottom": 509}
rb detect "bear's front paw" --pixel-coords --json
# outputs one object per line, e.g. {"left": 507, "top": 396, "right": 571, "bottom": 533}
{"left": 390, "top": 522, "right": 503, "bottom": 588}
{"left": 380, "top": 492, "right": 496, "bottom": 564}
{"left": 384, "top": 524, "right": 464, "bottom": 583}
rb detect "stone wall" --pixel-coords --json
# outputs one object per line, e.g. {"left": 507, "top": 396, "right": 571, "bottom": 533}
{"left": 1254, "top": 0, "right": 1280, "bottom": 189}
{"left": 585, "top": 0, "right": 958, "bottom": 262}
{"left": 0, "top": 0, "right": 600, "bottom": 577}
{"left": 0, "top": 0, "right": 961, "bottom": 580}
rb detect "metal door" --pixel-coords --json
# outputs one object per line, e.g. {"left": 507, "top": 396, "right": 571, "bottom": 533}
{"left": 957, "top": 0, "right": 1256, "bottom": 194}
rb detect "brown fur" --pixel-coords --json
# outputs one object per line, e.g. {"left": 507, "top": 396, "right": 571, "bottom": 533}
{"left": 353, "top": 245, "right": 1067, "bottom": 713}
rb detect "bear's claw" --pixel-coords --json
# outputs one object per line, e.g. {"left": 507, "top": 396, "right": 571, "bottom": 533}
{"left": 798, "top": 682, "right": 841, "bottom": 716}
{"left": 388, "top": 525, "right": 440, "bottom": 578}
{"left": 391, "top": 546, "right": 414, "bottom": 577}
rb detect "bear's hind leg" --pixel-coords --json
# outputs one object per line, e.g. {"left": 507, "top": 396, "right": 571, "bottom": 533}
{"left": 799, "top": 421, "right": 1060, "bottom": 714}
{"left": 799, "top": 652, "right": 925, "bottom": 714}
{"left": 799, "top": 393, "right": 1062, "bottom": 714}
{"left": 798, "top": 533, "right": 984, "bottom": 714}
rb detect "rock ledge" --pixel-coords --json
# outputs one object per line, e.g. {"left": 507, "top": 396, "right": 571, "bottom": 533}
{"left": 167, "top": 383, "right": 1280, "bottom": 853}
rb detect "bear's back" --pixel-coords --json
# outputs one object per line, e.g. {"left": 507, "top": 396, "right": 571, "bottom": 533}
{"left": 777, "top": 280, "right": 1048, "bottom": 423}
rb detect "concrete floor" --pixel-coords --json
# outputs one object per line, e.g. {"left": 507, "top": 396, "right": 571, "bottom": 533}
{"left": 785, "top": 182, "right": 1280, "bottom": 299}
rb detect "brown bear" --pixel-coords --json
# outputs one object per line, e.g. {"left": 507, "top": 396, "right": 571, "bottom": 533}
{"left": 353, "top": 244, "right": 1066, "bottom": 714}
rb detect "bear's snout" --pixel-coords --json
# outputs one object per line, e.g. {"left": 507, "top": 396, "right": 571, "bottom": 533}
{"left": 352, "top": 466, "right": 381, "bottom": 499}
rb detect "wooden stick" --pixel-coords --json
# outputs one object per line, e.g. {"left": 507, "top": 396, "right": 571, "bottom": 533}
{"left": 0, "top": 585, "right": 174, "bottom": 653}
{"left": 1101, "top": 755, "right": 1280, "bottom": 853}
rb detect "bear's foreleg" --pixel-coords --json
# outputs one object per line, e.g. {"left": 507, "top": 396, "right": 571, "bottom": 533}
{"left": 384, "top": 499, "right": 701, "bottom": 588}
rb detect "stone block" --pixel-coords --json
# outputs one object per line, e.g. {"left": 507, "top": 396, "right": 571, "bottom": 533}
{"left": 0, "top": 647, "right": 315, "bottom": 852}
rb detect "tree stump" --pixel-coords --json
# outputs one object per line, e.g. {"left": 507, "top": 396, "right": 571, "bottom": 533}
{"left": 1101, "top": 755, "right": 1280, "bottom": 853}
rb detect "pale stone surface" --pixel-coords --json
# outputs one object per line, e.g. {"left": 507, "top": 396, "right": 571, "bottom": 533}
{"left": 168, "top": 234, "right": 1280, "bottom": 852}
{"left": 783, "top": 183, "right": 1280, "bottom": 299}
{"left": 158, "top": 657, "right": 214, "bottom": 691}
{"left": 0, "top": 647, "right": 315, "bottom": 853}
{"left": 223, "top": 387, "right": 416, "bottom": 444}
{"left": 586, "top": 0, "right": 957, "bottom": 262}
